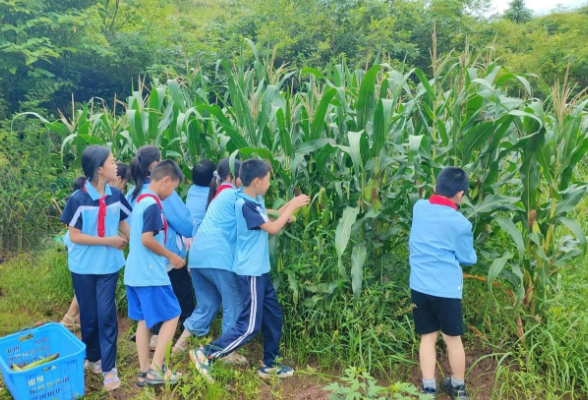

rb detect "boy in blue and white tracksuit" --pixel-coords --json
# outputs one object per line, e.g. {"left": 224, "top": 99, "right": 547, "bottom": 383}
{"left": 409, "top": 167, "right": 477, "bottom": 400}
{"left": 190, "top": 159, "right": 310, "bottom": 381}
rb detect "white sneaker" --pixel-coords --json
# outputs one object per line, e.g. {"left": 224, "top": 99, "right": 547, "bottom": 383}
{"left": 150, "top": 334, "right": 158, "bottom": 351}
{"left": 219, "top": 351, "right": 248, "bottom": 365}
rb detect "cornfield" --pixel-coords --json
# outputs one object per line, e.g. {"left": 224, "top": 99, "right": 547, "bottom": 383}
{"left": 26, "top": 41, "right": 588, "bottom": 332}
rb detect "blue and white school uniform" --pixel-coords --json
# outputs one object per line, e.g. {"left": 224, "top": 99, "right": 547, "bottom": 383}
{"left": 124, "top": 189, "right": 181, "bottom": 328}
{"left": 127, "top": 181, "right": 194, "bottom": 259}
{"left": 203, "top": 191, "right": 283, "bottom": 367}
{"left": 186, "top": 184, "right": 210, "bottom": 236}
{"left": 59, "top": 180, "right": 132, "bottom": 373}
{"left": 184, "top": 185, "right": 242, "bottom": 337}
{"left": 127, "top": 180, "right": 195, "bottom": 329}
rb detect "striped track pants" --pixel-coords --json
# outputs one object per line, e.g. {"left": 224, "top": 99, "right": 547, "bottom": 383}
{"left": 203, "top": 273, "right": 282, "bottom": 366}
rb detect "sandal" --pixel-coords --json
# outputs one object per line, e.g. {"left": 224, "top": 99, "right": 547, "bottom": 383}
{"left": 136, "top": 371, "right": 148, "bottom": 388}
{"left": 84, "top": 360, "right": 102, "bottom": 374}
{"left": 103, "top": 368, "right": 121, "bottom": 392}
{"left": 61, "top": 314, "right": 80, "bottom": 330}
{"left": 145, "top": 367, "right": 182, "bottom": 386}
{"left": 172, "top": 341, "right": 188, "bottom": 355}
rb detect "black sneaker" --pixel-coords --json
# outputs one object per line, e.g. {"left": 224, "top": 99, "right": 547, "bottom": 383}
{"left": 441, "top": 378, "right": 469, "bottom": 400}
{"left": 419, "top": 384, "right": 437, "bottom": 397}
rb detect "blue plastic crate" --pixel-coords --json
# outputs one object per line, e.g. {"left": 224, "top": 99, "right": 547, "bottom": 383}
{"left": 0, "top": 323, "right": 86, "bottom": 400}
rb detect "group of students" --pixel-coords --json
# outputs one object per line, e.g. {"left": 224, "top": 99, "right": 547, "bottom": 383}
{"left": 59, "top": 144, "right": 309, "bottom": 392}
{"left": 59, "top": 142, "right": 476, "bottom": 400}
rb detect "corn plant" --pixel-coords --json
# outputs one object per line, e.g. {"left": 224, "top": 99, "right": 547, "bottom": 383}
{"left": 23, "top": 41, "right": 588, "bottom": 331}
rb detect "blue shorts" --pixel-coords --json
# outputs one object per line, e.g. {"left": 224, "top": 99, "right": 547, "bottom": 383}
{"left": 126, "top": 285, "right": 181, "bottom": 329}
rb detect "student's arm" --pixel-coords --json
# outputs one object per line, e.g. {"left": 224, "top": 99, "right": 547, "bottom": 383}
{"left": 259, "top": 195, "right": 309, "bottom": 235}
{"left": 69, "top": 226, "right": 127, "bottom": 249}
{"left": 141, "top": 232, "right": 185, "bottom": 268}
{"left": 162, "top": 190, "right": 195, "bottom": 238}
{"left": 60, "top": 194, "right": 127, "bottom": 249}
{"left": 455, "top": 223, "right": 477, "bottom": 266}
{"left": 141, "top": 202, "right": 185, "bottom": 268}
{"left": 267, "top": 200, "right": 292, "bottom": 217}
{"left": 118, "top": 220, "right": 130, "bottom": 240}
{"left": 118, "top": 193, "right": 132, "bottom": 240}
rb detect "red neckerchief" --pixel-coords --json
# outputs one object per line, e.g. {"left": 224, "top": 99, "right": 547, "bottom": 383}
{"left": 429, "top": 194, "right": 459, "bottom": 211}
{"left": 213, "top": 184, "right": 233, "bottom": 200}
{"left": 137, "top": 194, "right": 168, "bottom": 243}
{"left": 82, "top": 185, "right": 108, "bottom": 237}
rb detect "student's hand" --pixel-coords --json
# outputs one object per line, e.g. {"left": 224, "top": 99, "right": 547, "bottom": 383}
{"left": 168, "top": 253, "right": 185, "bottom": 269}
{"left": 108, "top": 235, "right": 128, "bottom": 250}
{"left": 290, "top": 195, "right": 310, "bottom": 211}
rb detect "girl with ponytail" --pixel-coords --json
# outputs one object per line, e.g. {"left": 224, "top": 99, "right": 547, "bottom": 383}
{"left": 59, "top": 146, "right": 133, "bottom": 392}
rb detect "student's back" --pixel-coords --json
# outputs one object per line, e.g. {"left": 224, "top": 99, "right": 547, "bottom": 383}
{"left": 127, "top": 178, "right": 193, "bottom": 258}
{"left": 124, "top": 192, "right": 169, "bottom": 287}
{"left": 409, "top": 198, "right": 476, "bottom": 300}
{"left": 186, "top": 185, "right": 209, "bottom": 236}
{"left": 190, "top": 186, "right": 238, "bottom": 271}
{"left": 186, "top": 159, "right": 215, "bottom": 236}
{"left": 233, "top": 190, "right": 269, "bottom": 276}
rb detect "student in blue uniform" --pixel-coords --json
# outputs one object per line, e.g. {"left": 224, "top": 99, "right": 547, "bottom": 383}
{"left": 409, "top": 167, "right": 477, "bottom": 400}
{"left": 172, "top": 159, "right": 246, "bottom": 364}
{"left": 61, "top": 164, "right": 131, "bottom": 330}
{"left": 125, "top": 160, "right": 185, "bottom": 386}
{"left": 190, "top": 159, "right": 309, "bottom": 382}
{"left": 127, "top": 145, "right": 195, "bottom": 349}
{"left": 59, "top": 146, "right": 132, "bottom": 392}
{"left": 186, "top": 159, "right": 215, "bottom": 236}
{"left": 113, "top": 162, "right": 131, "bottom": 192}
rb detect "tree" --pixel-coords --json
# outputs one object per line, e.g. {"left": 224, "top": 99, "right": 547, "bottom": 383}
{"left": 505, "top": 0, "right": 532, "bottom": 23}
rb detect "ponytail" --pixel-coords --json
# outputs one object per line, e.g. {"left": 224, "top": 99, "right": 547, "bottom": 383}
{"left": 206, "top": 176, "right": 218, "bottom": 209}
{"left": 130, "top": 156, "right": 144, "bottom": 202}
{"left": 205, "top": 158, "right": 241, "bottom": 209}
{"left": 130, "top": 145, "right": 161, "bottom": 202}
{"left": 72, "top": 177, "right": 86, "bottom": 192}
{"left": 65, "top": 176, "right": 87, "bottom": 202}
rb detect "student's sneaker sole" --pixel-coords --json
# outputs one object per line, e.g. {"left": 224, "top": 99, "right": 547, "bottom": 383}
{"left": 258, "top": 365, "right": 294, "bottom": 379}
{"left": 189, "top": 348, "right": 214, "bottom": 383}
{"left": 440, "top": 378, "right": 469, "bottom": 400}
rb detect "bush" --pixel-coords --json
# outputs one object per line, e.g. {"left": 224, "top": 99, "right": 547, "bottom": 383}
{"left": 0, "top": 124, "right": 70, "bottom": 253}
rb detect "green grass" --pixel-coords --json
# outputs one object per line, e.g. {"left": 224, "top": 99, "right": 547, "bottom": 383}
{"left": 1, "top": 246, "right": 588, "bottom": 399}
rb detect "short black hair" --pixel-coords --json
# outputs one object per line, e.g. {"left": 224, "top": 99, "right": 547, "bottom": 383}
{"left": 116, "top": 162, "right": 131, "bottom": 182}
{"left": 435, "top": 167, "right": 469, "bottom": 198}
{"left": 192, "top": 159, "right": 215, "bottom": 186}
{"left": 239, "top": 159, "right": 271, "bottom": 187}
{"left": 151, "top": 160, "right": 183, "bottom": 183}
